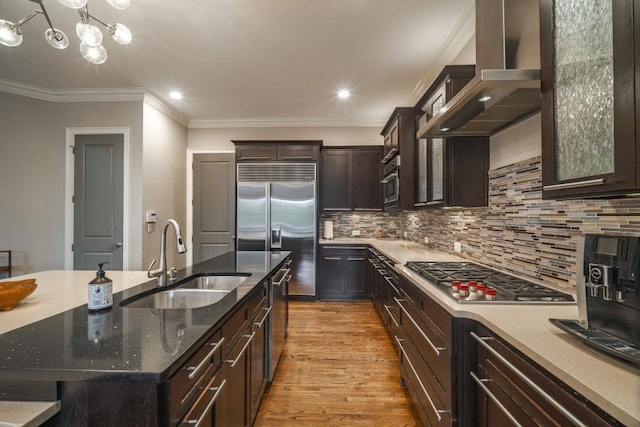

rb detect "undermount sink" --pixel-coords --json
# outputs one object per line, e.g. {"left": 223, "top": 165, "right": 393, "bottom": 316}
{"left": 121, "top": 274, "right": 250, "bottom": 309}
{"left": 122, "top": 289, "right": 231, "bottom": 309}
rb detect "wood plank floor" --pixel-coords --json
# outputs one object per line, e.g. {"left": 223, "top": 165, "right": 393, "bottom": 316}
{"left": 254, "top": 301, "right": 419, "bottom": 426}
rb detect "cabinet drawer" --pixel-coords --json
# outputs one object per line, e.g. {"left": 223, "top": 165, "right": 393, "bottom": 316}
{"left": 221, "top": 303, "right": 250, "bottom": 359}
{"left": 396, "top": 296, "right": 451, "bottom": 400}
{"left": 401, "top": 279, "right": 451, "bottom": 344}
{"left": 397, "top": 334, "right": 452, "bottom": 426}
{"left": 472, "top": 326, "right": 622, "bottom": 426}
{"left": 250, "top": 283, "right": 268, "bottom": 320}
{"left": 178, "top": 369, "right": 226, "bottom": 427}
{"left": 167, "top": 329, "right": 223, "bottom": 423}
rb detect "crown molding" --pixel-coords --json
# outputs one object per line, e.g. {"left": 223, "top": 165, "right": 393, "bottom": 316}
{"left": 143, "top": 93, "right": 189, "bottom": 127}
{"left": 0, "top": 78, "right": 146, "bottom": 102}
{"left": 189, "top": 116, "right": 386, "bottom": 129}
{"left": 407, "top": 1, "right": 476, "bottom": 106}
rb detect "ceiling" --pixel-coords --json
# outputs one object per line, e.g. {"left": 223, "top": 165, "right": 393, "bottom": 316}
{"left": 0, "top": 0, "right": 475, "bottom": 127}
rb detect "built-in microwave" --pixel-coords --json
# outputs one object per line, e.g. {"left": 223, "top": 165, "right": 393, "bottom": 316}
{"left": 382, "top": 155, "right": 400, "bottom": 209}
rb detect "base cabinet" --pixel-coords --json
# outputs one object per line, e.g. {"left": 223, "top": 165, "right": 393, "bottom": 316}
{"left": 318, "top": 245, "right": 369, "bottom": 300}
{"left": 470, "top": 324, "right": 624, "bottom": 426}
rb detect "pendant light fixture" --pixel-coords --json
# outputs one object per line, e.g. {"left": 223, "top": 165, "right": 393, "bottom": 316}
{"left": 0, "top": 0, "right": 132, "bottom": 64}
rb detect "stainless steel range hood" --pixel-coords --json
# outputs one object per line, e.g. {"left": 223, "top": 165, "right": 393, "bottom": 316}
{"left": 417, "top": 0, "right": 541, "bottom": 138}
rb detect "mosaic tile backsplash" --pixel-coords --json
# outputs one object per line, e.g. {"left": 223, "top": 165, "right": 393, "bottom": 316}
{"left": 405, "top": 157, "right": 640, "bottom": 290}
{"left": 325, "top": 156, "right": 640, "bottom": 291}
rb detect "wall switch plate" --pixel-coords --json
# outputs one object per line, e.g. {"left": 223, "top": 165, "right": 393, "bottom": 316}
{"left": 424, "top": 237, "right": 429, "bottom": 244}
{"left": 403, "top": 231, "right": 408, "bottom": 238}
{"left": 352, "top": 230, "right": 361, "bottom": 237}
{"left": 454, "top": 241, "right": 462, "bottom": 252}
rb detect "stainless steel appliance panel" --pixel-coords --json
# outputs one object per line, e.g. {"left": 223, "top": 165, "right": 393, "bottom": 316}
{"left": 237, "top": 183, "right": 268, "bottom": 251}
{"left": 270, "top": 182, "right": 316, "bottom": 296}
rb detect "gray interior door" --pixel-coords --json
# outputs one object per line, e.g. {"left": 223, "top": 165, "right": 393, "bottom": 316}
{"left": 193, "top": 153, "right": 236, "bottom": 263}
{"left": 73, "top": 134, "right": 124, "bottom": 270}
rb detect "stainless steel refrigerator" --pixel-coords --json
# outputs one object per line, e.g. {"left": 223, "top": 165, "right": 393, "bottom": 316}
{"left": 236, "top": 163, "right": 316, "bottom": 296}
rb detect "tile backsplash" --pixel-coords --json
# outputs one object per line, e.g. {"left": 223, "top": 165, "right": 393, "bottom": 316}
{"left": 323, "top": 157, "right": 640, "bottom": 291}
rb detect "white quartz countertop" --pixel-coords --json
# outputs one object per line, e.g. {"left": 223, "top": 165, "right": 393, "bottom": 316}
{"left": 0, "top": 270, "right": 148, "bottom": 335}
{"left": 320, "top": 238, "right": 640, "bottom": 426}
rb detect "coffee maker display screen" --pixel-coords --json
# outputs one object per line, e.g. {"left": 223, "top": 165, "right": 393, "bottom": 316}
{"left": 596, "top": 237, "right": 618, "bottom": 256}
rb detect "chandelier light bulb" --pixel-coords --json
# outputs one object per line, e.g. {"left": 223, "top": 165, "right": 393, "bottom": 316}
{"left": 110, "top": 23, "right": 131, "bottom": 45}
{"left": 76, "top": 21, "right": 102, "bottom": 46}
{"left": 57, "top": 0, "right": 88, "bottom": 9}
{"left": 80, "top": 41, "right": 107, "bottom": 64}
{"left": 0, "top": 19, "right": 23, "bottom": 47}
{"left": 106, "top": 0, "right": 130, "bottom": 10}
{"left": 45, "top": 28, "right": 69, "bottom": 49}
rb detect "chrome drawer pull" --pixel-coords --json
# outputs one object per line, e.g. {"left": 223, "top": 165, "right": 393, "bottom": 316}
{"left": 470, "top": 332, "right": 586, "bottom": 427}
{"left": 272, "top": 269, "right": 290, "bottom": 286}
{"left": 395, "top": 336, "right": 448, "bottom": 422}
{"left": 384, "top": 276, "right": 400, "bottom": 294}
{"left": 395, "top": 297, "right": 446, "bottom": 357}
{"left": 181, "top": 378, "right": 227, "bottom": 427}
{"left": 384, "top": 305, "right": 399, "bottom": 328}
{"left": 470, "top": 371, "right": 522, "bottom": 427}
{"left": 253, "top": 306, "right": 272, "bottom": 328}
{"left": 225, "top": 332, "right": 255, "bottom": 368}
{"left": 187, "top": 337, "right": 225, "bottom": 380}
{"left": 543, "top": 178, "right": 604, "bottom": 191}
{"left": 324, "top": 257, "right": 342, "bottom": 260}
{"left": 347, "top": 257, "right": 366, "bottom": 261}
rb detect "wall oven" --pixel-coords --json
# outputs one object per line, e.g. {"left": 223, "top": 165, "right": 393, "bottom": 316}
{"left": 382, "top": 155, "right": 400, "bottom": 209}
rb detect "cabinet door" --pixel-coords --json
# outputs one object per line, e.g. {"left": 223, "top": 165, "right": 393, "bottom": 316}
{"left": 541, "top": 0, "right": 636, "bottom": 198}
{"left": 351, "top": 148, "right": 383, "bottom": 210}
{"left": 318, "top": 250, "right": 345, "bottom": 299}
{"left": 320, "top": 150, "right": 351, "bottom": 210}
{"left": 235, "top": 144, "right": 277, "bottom": 162}
{"left": 276, "top": 144, "right": 319, "bottom": 161}
{"left": 218, "top": 331, "right": 252, "bottom": 427}
{"left": 249, "top": 308, "right": 269, "bottom": 425}
{"left": 428, "top": 138, "right": 445, "bottom": 205}
{"left": 344, "top": 251, "right": 369, "bottom": 299}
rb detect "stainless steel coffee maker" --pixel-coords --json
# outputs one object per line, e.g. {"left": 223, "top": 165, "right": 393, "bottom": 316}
{"left": 551, "top": 234, "right": 640, "bottom": 365}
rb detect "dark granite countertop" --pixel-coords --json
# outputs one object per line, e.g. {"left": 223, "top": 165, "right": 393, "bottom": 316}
{"left": 0, "top": 251, "right": 290, "bottom": 384}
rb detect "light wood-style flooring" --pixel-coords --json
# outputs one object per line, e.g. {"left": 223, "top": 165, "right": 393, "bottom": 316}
{"left": 254, "top": 301, "right": 419, "bottom": 426}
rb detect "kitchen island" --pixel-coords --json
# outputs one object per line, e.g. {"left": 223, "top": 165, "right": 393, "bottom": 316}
{"left": 321, "top": 238, "right": 640, "bottom": 426}
{"left": 0, "top": 251, "right": 290, "bottom": 426}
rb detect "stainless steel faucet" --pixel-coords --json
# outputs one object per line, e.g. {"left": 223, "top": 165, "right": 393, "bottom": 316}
{"left": 147, "top": 219, "right": 187, "bottom": 287}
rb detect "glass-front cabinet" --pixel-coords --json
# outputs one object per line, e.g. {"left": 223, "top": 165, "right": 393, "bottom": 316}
{"left": 541, "top": 0, "right": 639, "bottom": 198}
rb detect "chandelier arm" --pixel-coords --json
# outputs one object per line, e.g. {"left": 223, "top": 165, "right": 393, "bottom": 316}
{"left": 35, "top": 2, "right": 57, "bottom": 33}
{"left": 14, "top": 11, "right": 41, "bottom": 29}
{"left": 86, "top": 13, "right": 111, "bottom": 29}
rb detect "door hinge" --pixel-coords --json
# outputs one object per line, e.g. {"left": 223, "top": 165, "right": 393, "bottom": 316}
{"left": 71, "top": 146, "right": 75, "bottom": 155}
{"left": 72, "top": 195, "right": 75, "bottom": 203}
{"left": 71, "top": 244, "right": 74, "bottom": 252}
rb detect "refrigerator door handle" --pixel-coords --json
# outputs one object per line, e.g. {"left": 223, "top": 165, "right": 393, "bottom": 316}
{"left": 271, "top": 226, "right": 282, "bottom": 249}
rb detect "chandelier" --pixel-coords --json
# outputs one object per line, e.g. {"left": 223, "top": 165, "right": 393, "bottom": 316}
{"left": 0, "top": 0, "right": 132, "bottom": 65}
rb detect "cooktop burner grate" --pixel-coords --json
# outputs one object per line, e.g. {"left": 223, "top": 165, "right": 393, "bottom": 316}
{"left": 406, "top": 261, "right": 575, "bottom": 304}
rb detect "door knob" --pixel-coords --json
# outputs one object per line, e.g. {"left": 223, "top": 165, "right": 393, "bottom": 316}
{"left": 113, "top": 242, "right": 123, "bottom": 249}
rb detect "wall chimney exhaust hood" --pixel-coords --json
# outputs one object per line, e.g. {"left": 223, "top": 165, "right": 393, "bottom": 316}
{"left": 417, "top": 0, "right": 541, "bottom": 139}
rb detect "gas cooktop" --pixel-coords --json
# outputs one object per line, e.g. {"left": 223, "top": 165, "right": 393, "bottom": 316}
{"left": 405, "top": 261, "right": 575, "bottom": 304}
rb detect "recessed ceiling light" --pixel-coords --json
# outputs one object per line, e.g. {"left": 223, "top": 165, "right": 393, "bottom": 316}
{"left": 478, "top": 95, "right": 492, "bottom": 102}
{"left": 338, "top": 90, "right": 350, "bottom": 99}
{"left": 169, "top": 91, "right": 183, "bottom": 100}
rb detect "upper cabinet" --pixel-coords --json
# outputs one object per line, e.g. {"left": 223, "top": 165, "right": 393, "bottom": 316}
{"left": 320, "top": 146, "right": 383, "bottom": 211}
{"left": 380, "top": 108, "right": 417, "bottom": 210}
{"left": 414, "top": 66, "right": 490, "bottom": 208}
{"left": 540, "top": 0, "right": 639, "bottom": 199}
{"left": 233, "top": 141, "right": 320, "bottom": 162}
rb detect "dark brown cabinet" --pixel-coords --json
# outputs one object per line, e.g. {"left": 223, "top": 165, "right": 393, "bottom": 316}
{"left": 380, "top": 108, "right": 417, "bottom": 210}
{"left": 249, "top": 283, "right": 269, "bottom": 425}
{"left": 318, "top": 245, "right": 369, "bottom": 300}
{"left": 540, "top": 0, "right": 639, "bottom": 199}
{"left": 320, "top": 147, "right": 383, "bottom": 211}
{"left": 233, "top": 141, "right": 320, "bottom": 162}
{"left": 413, "top": 66, "right": 489, "bottom": 208}
{"left": 470, "top": 325, "right": 623, "bottom": 426}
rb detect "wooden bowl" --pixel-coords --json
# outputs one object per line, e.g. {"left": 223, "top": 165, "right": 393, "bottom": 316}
{"left": 0, "top": 279, "right": 37, "bottom": 311}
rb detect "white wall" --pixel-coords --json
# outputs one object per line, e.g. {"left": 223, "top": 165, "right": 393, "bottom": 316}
{"left": 490, "top": 113, "right": 542, "bottom": 169}
{"left": 142, "top": 103, "right": 189, "bottom": 271}
{"left": 188, "top": 126, "right": 383, "bottom": 150}
{"left": 0, "top": 92, "right": 144, "bottom": 274}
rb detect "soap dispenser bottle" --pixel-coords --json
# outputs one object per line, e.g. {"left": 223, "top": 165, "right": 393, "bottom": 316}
{"left": 88, "top": 262, "right": 113, "bottom": 311}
